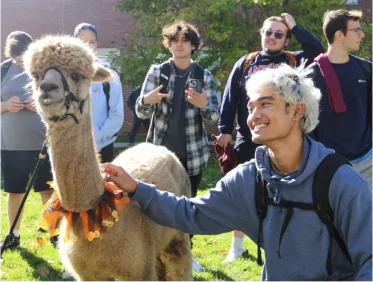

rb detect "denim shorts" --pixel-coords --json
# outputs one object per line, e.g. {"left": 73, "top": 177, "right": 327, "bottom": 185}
{"left": 1, "top": 150, "right": 53, "bottom": 193}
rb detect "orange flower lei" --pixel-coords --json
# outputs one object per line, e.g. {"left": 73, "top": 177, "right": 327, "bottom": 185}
{"left": 40, "top": 182, "right": 130, "bottom": 242}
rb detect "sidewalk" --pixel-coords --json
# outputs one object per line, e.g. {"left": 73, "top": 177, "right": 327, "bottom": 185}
{"left": 114, "top": 142, "right": 132, "bottom": 148}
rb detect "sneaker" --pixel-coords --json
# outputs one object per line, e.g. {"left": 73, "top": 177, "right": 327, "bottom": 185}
{"left": 192, "top": 257, "right": 204, "bottom": 271}
{"left": 222, "top": 248, "right": 247, "bottom": 263}
{"left": 1, "top": 234, "right": 20, "bottom": 250}
{"left": 50, "top": 235, "right": 59, "bottom": 249}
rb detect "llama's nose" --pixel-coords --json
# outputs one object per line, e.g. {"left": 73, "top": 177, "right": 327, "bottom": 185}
{"left": 40, "top": 81, "right": 59, "bottom": 93}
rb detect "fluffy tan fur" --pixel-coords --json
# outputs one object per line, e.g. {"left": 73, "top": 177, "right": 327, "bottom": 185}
{"left": 23, "top": 35, "right": 192, "bottom": 281}
{"left": 23, "top": 35, "right": 96, "bottom": 80}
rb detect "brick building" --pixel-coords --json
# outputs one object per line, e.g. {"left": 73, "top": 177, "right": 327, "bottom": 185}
{"left": 1, "top": 0, "right": 137, "bottom": 135}
{"left": 1, "top": 0, "right": 371, "bottom": 136}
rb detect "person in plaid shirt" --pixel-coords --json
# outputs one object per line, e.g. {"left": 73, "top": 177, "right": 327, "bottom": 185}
{"left": 135, "top": 20, "right": 219, "bottom": 271}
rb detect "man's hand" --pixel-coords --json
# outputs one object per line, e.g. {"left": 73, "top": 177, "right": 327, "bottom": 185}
{"left": 143, "top": 85, "right": 169, "bottom": 105}
{"left": 281, "top": 13, "right": 296, "bottom": 30}
{"left": 100, "top": 163, "right": 138, "bottom": 194}
{"left": 23, "top": 97, "right": 37, "bottom": 112}
{"left": 185, "top": 88, "right": 208, "bottom": 109}
{"left": 6, "top": 96, "right": 24, "bottom": 113}
{"left": 216, "top": 133, "right": 232, "bottom": 149}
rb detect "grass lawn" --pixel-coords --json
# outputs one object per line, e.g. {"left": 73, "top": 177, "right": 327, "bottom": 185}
{"left": 1, "top": 146, "right": 262, "bottom": 281}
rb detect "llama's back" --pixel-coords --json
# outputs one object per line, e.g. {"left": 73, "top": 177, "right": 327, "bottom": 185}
{"left": 59, "top": 142, "right": 193, "bottom": 280}
{"left": 113, "top": 142, "right": 191, "bottom": 198}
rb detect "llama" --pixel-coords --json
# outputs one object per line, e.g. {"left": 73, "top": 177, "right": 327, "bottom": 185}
{"left": 23, "top": 35, "right": 192, "bottom": 281}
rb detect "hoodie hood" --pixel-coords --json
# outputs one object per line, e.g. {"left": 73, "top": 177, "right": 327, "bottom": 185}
{"left": 255, "top": 135, "right": 335, "bottom": 186}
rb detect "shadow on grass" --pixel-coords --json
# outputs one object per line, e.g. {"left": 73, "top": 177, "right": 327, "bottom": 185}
{"left": 241, "top": 248, "right": 259, "bottom": 263}
{"left": 19, "top": 249, "right": 69, "bottom": 281}
{"left": 194, "top": 268, "right": 235, "bottom": 281}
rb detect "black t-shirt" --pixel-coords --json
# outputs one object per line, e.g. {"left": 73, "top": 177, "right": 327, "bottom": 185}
{"left": 161, "top": 65, "right": 189, "bottom": 158}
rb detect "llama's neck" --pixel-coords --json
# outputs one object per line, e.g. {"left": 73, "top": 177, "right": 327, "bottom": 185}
{"left": 48, "top": 114, "right": 104, "bottom": 212}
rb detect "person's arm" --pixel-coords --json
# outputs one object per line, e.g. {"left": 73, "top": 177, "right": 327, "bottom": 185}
{"left": 101, "top": 162, "right": 258, "bottom": 237}
{"left": 199, "top": 70, "right": 220, "bottom": 124}
{"left": 330, "top": 166, "right": 372, "bottom": 281}
{"left": 135, "top": 65, "right": 167, "bottom": 120}
{"left": 285, "top": 13, "right": 324, "bottom": 66}
{"left": 1, "top": 96, "right": 24, "bottom": 113}
{"left": 94, "top": 71, "right": 124, "bottom": 142}
{"left": 362, "top": 60, "right": 372, "bottom": 129}
{"left": 218, "top": 56, "right": 246, "bottom": 135}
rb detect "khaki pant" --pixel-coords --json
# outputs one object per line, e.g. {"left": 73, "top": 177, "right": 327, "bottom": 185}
{"left": 352, "top": 153, "right": 372, "bottom": 191}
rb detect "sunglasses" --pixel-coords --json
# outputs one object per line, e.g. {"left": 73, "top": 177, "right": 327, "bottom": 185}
{"left": 264, "top": 30, "right": 286, "bottom": 39}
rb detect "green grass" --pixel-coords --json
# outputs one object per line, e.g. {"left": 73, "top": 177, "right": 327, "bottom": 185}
{"left": 1, "top": 147, "right": 262, "bottom": 281}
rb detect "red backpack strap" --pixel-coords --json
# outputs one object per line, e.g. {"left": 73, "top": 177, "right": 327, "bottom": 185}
{"left": 285, "top": 51, "right": 296, "bottom": 67}
{"left": 240, "top": 51, "right": 260, "bottom": 88}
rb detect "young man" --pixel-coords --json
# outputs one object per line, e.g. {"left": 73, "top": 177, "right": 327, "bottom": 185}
{"left": 74, "top": 23, "right": 124, "bottom": 163}
{"left": 102, "top": 65, "right": 372, "bottom": 281}
{"left": 308, "top": 10, "right": 372, "bottom": 189}
{"left": 135, "top": 20, "right": 220, "bottom": 271}
{"left": 1, "top": 31, "right": 53, "bottom": 249}
{"left": 216, "top": 13, "right": 324, "bottom": 263}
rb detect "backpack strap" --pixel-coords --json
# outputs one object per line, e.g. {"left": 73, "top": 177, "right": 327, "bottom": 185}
{"left": 255, "top": 170, "right": 268, "bottom": 266}
{"left": 191, "top": 62, "right": 205, "bottom": 86}
{"left": 240, "top": 51, "right": 260, "bottom": 88}
{"left": 285, "top": 51, "right": 296, "bottom": 68}
{"left": 159, "top": 61, "right": 171, "bottom": 93}
{"left": 1, "top": 59, "right": 13, "bottom": 82}
{"left": 313, "top": 153, "right": 352, "bottom": 275}
{"left": 102, "top": 82, "right": 111, "bottom": 112}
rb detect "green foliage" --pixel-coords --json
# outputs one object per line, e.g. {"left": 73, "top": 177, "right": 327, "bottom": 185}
{"left": 110, "top": 0, "right": 372, "bottom": 90}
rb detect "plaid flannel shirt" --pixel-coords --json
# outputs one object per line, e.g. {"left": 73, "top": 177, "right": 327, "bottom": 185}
{"left": 135, "top": 59, "right": 220, "bottom": 176}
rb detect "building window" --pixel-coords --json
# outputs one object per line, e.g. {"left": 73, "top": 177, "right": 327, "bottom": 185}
{"left": 345, "top": 0, "right": 358, "bottom": 5}
{"left": 96, "top": 48, "right": 117, "bottom": 64}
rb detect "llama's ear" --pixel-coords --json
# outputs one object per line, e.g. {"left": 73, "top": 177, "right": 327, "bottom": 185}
{"left": 92, "top": 64, "right": 111, "bottom": 82}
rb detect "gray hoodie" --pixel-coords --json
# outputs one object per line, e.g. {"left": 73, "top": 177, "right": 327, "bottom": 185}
{"left": 132, "top": 136, "right": 372, "bottom": 280}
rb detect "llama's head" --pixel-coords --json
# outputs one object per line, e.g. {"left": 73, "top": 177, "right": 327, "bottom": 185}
{"left": 23, "top": 35, "right": 111, "bottom": 125}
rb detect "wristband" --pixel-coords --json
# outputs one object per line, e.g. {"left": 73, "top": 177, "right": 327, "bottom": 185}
{"left": 202, "top": 102, "right": 211, "bottom": 111}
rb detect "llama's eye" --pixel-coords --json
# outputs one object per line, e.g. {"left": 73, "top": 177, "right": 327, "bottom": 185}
{"left": 71, "top": 73, "right": 82, "bottom": 82}
{"left": 33, "top": 73, "right": 40, "bottom": 80}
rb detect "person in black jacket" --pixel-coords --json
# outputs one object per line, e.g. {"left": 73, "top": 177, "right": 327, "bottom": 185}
{"left": 127, "top": 86, "right": 150, "bottom": 144}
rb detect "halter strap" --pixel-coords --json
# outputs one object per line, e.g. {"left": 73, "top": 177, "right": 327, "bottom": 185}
{"left": 42, "top": 66, "right": 85, "bottom": 124}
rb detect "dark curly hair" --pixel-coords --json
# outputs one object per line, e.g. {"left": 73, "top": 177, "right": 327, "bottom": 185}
{"left": 162, "top": 20, "right": 202, "bottom": 55}
{"left": 4, "top": 31, "right": 33, "bottom": 58}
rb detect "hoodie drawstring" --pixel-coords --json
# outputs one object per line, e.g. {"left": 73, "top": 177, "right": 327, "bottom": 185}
{"left": 267, "top": 198, "right": 317, "bottom": 259}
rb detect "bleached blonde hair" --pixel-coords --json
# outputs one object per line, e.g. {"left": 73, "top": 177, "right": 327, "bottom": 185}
{"left": 245, "top": 63, "right": 321, "bottom": 133}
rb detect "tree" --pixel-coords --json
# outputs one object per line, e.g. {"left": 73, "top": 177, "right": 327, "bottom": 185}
{"left": 110, "top": 0, "right": 372, "bottom": 90}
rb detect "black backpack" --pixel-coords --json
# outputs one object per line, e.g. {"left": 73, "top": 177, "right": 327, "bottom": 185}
{"left": 102, "top": 81, "right": 111, "bottom": 112}
{"left": 255, "top": 153, "right": 352, "bottom": 275}
{"left": 1, "top": 59, "right": 13, "bottom": 82}
{"left": 102, "top": 81, "right": 119, "bottom": 137}
{"left": 159, "top": 61, "right": 205, "bottom": 93}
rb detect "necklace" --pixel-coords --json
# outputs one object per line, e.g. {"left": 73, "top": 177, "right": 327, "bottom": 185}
{"left": 174, "top": 65, "right": 191, "bottom": 78}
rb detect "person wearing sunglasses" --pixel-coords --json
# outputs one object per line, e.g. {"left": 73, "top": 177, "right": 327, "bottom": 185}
{"left": 216, "top": 12, "right": 324, "bottom": 263}
{"left": 308, "top": 10, "right": 372, "bottom": 189}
